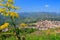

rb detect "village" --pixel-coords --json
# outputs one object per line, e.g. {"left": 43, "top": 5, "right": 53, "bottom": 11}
{"left": 36, "top": 20, "right": 60, "bottom": 30}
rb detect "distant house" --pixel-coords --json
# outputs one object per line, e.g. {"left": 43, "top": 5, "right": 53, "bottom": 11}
{"left": 36, "top": 20, "right": 60, "bottom": 30}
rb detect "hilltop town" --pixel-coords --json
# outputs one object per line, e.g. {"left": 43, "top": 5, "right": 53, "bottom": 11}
{"left": 36, "top": 20, "right": 60, "bottom": 30}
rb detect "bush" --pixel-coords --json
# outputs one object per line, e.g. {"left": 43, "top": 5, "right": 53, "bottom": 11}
{"left": 19, "top": 28, "right": 37, "bottom": 34}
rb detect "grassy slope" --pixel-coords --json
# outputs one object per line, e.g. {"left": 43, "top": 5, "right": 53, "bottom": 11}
{"left": 5, "top": 30, "right": 60, "bottom": 40}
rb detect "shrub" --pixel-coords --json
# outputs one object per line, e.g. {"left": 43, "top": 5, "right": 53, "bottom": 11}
{"left": 19, "top": 28, "right": 37, "bottom": 34}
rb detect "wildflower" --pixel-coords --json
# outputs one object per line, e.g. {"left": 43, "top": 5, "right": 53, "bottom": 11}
{"left": 8, "top": 0, "right": 13, "bottom": 3}
{"left": 0, "top": 23, "right": 9, "bottom": 30}
{"left": 11, "top": 5, "right": 20, "bottom": 10}
{"left": 5, "top": 2, "right": 12, "bottom": 7}
{"left": 9, "top": 12, "right": 19, "bottom": 18}
{"left": 5, "top": 13, "right": 9, "bottom": 16}
{"left": 20, "top": 23, "right": 28, "bottom": 28}
{"left": 0, "top": 8, "right": 6, "bottom": 13}
{"left": 11, "top": 5, "right": 15, "bottom": 9}
{"left": 2, "top": 13, "right": 9, "bottom": 16}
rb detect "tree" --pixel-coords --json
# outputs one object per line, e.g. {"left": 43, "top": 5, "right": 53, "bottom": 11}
{"left": 0, "top": 0, "right": 20, "bottom": 40}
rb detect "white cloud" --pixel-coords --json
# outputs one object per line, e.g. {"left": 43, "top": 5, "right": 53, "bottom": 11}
{"left": 45, "top": 4, "right": 49, "bottom": 8}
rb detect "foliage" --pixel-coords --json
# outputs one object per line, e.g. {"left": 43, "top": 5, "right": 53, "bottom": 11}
{"left": 19, "top": 12, "right": 60, "bottom": 23}
{"left": 25, "top": 30, "right": 60, "bottom": 40}
{"left": 20, "top": 28, "right": 37, "bottom": 34}
{"left": 0, "top": 0, "right": 19, "bottom": 18}
{"left": 0, "top": 0, "right": 19, "bottom": 29}
{"left": 0, "top": 0, "right": 20, "bottom": 40}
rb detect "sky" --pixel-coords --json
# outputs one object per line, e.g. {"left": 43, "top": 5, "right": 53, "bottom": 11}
{"left": 15, "top": 0, "right": 60, "bottom": 13}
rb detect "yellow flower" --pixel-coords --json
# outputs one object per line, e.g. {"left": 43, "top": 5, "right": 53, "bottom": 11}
{"left": 15, "top": 13, "right": 19, "bottom": 18}
{"left": 20, "top": 23, "right": 28, "bottom": 28}
{"left": 11, "top": 6, "right": 20, "bottom": 10}
{"left": 0, "top": 23, "right": 9, "bottom": 30}
{"left": 0, "top": 25, "right": 5, "bottom": 30}
{"left": 10, "top": 12, "right": 15, "bottom": 16}
{"left": 8, "top": 0, "right": 13, "bottom": 3}
{"left": 11, "top": 5, "right": 15, "bottom": 9}
{"left": 0, "top": 8, "right": 2, "bottom": 13}
{"left": 5, "top": 2, "right": 12, "bottom": 7}
{"left": 0, "top": 8, "right": 7, "bottom": 16}
{"left": 0, "top": 8, "right": 6, "bottom": 13}
{"left": 4, "top": 23, "right": 9, "bottom": 26}
{"left": 5, "top": 13, "right": 9, "bottom": 16}
{"left": 9, "top": 12, "right": 19, "bottom": 18}
{"left": 3, "top": 13, "right": 9, "bottom": 16}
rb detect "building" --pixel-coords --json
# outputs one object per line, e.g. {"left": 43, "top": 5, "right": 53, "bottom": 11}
{"left": 36, "top": 20, "right": 60, "bottom": 30}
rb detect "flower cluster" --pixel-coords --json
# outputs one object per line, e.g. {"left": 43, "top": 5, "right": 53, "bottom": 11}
{"left": 0, "top": 0, "right": 19, "bottom": 31}
{"left": 8, "top": 0, "right": 13, "bottom": 3}
{"left": 0, "top": 23, "right": 9, "bottom": 30}
{"left": 9, "top": 12, "right": 19, "bottom": 18}
{"left": 20, "top": 23, "right": 28, "bottom": 28}
{"left": 0, "top": 8, "right": 9, "bottom": 16}
{"left": 0, "top": 8, "right": 6, "bottom": 13}
{"left": 5, "top": 2, "right": 12, "bottom": 8}
{"left": 5, "top": 2, "right": 19, "bottom": 9}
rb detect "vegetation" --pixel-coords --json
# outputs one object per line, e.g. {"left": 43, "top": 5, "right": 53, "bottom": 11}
{"left": 0, "top": 0, "right": 60, "bottom": 40}
{"left": 19, "top": 12, "right": 60, "bottom": 23}
{"left": 0, "top": 28, "right": 60, "bottom": 40}
{"left": 0, "top": 0, "right": 20, "bottom": 40}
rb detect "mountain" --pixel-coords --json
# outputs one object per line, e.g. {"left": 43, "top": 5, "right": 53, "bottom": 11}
{"left": 19, "top": 12, "right": 60, "bottom": 22}
{"left": 0, "top": 12, "right": 60, "bottom": 25}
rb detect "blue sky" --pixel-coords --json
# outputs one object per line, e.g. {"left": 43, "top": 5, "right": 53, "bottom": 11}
{"left": 15, "top": 0, "right": 60, "bottom": 12}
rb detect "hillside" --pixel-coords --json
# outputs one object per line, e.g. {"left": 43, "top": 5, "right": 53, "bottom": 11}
{"left": 0, "top": 12, "right": 60, "bottom": 25}
{"left": 19, "top": 12, "right": 60, "bottom": 23}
